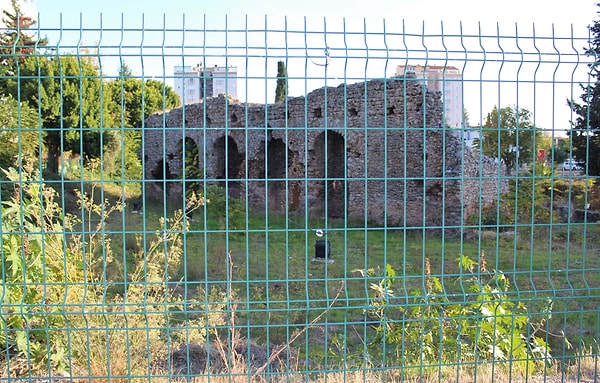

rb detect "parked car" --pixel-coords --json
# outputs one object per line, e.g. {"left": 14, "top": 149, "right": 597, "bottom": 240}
{"left": 562, "top": 160, "right": 583, "bottom": 170}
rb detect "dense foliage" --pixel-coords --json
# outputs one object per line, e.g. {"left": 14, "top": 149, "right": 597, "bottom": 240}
{"left": 0, "top": 95, "right": 39, "bottom": 170}
{"left": 477, "top": 105, "right": 541, "bottom": 175}
{"left": 355, "top": 256, "right": 553, "bottom": 373}
{"left": 108, "top": 64, "right": 180, "bottom": 180}
{"left": 4, "top": 54, "right": 119, "bottom": 173}
{"left": 0, "top": 4, "right": 180, "bottom": 177}
{"left": 568, "top": 4, "right": 600, "bottom": 175}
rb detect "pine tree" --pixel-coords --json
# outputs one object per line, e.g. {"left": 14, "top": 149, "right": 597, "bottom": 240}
{"left": 0, "top": 0, "right": 47, "bottom": 74}
{"left": 568, "top": 5, "right": 600, "bottom": 175}
{"left": 5, "top": 55, "right": 118, "bottom": 173}
{"left": 275, "top": 60, "right": 288, "bottom": 102}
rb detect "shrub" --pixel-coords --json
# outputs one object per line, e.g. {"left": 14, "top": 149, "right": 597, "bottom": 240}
{"left": 204, "top": 184, "right": 246, "bottom": 231}
{"left": 0, "top": 161, "right": 225, "bottom": 378}
{"left": 356, "top": 254, "right": 553, "bottom": 375}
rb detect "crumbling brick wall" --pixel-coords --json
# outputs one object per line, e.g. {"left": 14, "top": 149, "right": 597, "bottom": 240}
{"left": 142, "top": 78, "right": 504, "bottom": 228}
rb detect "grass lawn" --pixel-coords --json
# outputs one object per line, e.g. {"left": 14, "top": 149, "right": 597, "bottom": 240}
{"left": 95, "top": 185, "right": 600, "bottom": 355}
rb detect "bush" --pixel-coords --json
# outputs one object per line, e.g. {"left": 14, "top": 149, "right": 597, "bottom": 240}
{"left": 355, "top": 254, "right": 553, "bottom": 375}
{"left": 204, "top": 184, "right": 246, "bottom": 231}
{"left": 0, "top": 161, "right": 225, "bottom": 377}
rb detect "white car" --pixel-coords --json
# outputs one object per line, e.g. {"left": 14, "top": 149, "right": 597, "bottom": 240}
{"left": 562, "top": 160, "right": 582, "bottom": 170}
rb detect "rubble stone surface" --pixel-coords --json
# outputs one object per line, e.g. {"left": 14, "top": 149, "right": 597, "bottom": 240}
{"left": 142, "top": 78, "right": 505, "bottom": 228}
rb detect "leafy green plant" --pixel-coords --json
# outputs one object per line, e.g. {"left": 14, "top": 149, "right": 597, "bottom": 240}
{"left": 1, "top": 162, "right": 78, "bottom": 373}
{"left": 0, "top": 160, "right": 224, "bottom": 377}
{"left": 356, "top": 254, "right": 553, "bottom": 375}
{"left": 205, "top": 184, "right": 246, "bottom": 230}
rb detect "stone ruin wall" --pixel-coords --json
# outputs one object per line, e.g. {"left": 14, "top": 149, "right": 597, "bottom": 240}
{"left": 142, "top": 78, "right": 505, "bottom": 228}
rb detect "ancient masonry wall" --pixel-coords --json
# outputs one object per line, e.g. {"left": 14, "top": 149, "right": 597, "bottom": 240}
{"left": 142, "top": 78, "right": 505, "bottom": 228}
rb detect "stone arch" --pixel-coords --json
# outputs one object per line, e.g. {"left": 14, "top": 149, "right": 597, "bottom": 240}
{"left": 312, "top": 130, "right": 346, "bottom": 218}
{"left": 213, "top": 135, "right": 244, "bottom": 197}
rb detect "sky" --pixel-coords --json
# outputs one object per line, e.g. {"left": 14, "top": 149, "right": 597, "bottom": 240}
{"left": 7, "top": 0, "right": 600, "bottom": 134}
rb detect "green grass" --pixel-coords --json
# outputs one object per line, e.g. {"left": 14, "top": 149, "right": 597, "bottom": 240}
{"left": 95, "top": 190, "right": 600, "bottom": 353}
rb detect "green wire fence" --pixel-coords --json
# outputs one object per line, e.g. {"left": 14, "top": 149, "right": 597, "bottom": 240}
{"left": 1, "top": 12, "right": 599, "bottom": 383}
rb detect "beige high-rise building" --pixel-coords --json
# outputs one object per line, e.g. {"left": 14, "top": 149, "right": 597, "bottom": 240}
{"left": 395, "top": 64, "right": 464, "bottom": 128}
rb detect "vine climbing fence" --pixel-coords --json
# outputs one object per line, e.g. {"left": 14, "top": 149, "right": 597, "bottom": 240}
{"left": 1, "top": 13, "right": 599, "bottom": 383}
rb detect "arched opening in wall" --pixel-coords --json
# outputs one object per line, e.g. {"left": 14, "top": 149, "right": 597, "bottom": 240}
{"left": 150, "top": 159, "right": 176, "bottom": 196}
{"left": 213, "top": 135, "right": 244, "bottom": 198}
{"left": 267, "top": 138, "right": 291, "bottom": 213}
{"left": 267, "top": 138, "right": 287, "bottom": 179}
{"left": 312, "top": 130, "right": 346, "bottom": 219}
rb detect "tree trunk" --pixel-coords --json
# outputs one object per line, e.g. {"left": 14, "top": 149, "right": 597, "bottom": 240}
{"left": 45, "top": 143, "right": 60, "bottom": 174}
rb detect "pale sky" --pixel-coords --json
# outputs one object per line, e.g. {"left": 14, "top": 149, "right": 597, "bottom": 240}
{"left": 8, "top": 0, "right": 600, "bottom": 133}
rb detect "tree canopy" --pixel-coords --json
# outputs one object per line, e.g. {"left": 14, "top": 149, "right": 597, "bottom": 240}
{"left": 0, "top": 6, "right": 181, "bottom": 178}
{"left": 0, "top": 0, "right": 47, "bottom": 74}
{"left": 109, "top": 64, "right": 180, "bottom": 129}
{"left": 0, "top": 95, "right": 39, "bottom": 169}
{"left": 4, "top": 54, "right": 119, "bottom": 173}
{"left": 107, "top": 63, "right": 180, "bottom": 180}
{"left": 568, "top": 4, "right": 600, "bottom": 175}
{"left": 477, "top": 105, "right": 540, "bottom": 175}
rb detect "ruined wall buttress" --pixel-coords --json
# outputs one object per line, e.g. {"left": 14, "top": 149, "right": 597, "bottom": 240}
{"left": 142, "top": 78, "right": 506, "bottom": 228}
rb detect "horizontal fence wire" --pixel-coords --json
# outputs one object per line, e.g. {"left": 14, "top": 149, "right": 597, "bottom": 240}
{"left": 0, "top": 12, "right": 599, "bottom": 383}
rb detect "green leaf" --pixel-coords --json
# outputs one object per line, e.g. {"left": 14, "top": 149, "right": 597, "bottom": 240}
{"left": 5, "top": 236, "right": 24, "bottom": 277}
{"left": 385, "top": 263, "right": 396, "bottom": 278}
{"left": 15, "top": 330, "right": 29, "bottom": 355}
{"left": 457, "top": 254, "right": 477, "bottom": 273}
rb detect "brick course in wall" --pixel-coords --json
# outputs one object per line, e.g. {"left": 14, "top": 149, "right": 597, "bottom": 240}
{"left": 142, "top": 77, "right": 505, "bottom": 228}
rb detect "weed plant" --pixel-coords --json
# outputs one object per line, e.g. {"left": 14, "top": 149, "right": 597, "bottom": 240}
{"left": 0, "top": 161, "right": 226, "bottom": 378}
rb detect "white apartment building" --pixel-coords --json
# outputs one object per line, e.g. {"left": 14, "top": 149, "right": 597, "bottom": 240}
{"left": 173, "top": 65, "right": 238, "bottom": 105}
{"left": 395, "top": 64, "right": 464, "bottom": 128}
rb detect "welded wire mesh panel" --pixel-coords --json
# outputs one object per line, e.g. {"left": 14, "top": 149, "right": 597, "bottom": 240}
{"left": 1, "top": 10, "right": 599, "bottom": 383}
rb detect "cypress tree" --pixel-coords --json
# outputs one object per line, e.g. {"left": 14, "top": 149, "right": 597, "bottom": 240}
{"left": 275, "top": 60, "right": 288, "bottom": 103}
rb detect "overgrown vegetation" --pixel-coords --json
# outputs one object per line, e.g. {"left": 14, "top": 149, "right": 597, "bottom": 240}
{"left": 355, "top": 255, "right": 552, "bottom": 374}
{"left": 2, "top": 157, "right": 599, "bottom": 381}
{"left": 0, "top": 161, "right": 225, "bottom": 378}
{"left": 473, "top": 162, "right": 591, "bottom": 230}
